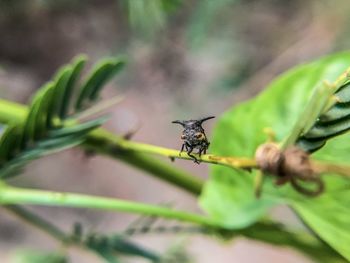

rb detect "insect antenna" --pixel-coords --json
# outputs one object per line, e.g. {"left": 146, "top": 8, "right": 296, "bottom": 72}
{"left": 199, "top": 116, "right": 215, "bottom": 124}
{"left": 172, "top": 120, "right": 185, "bottom": 127}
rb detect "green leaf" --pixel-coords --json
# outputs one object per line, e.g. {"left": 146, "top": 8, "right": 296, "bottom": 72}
{"left": 293, "top": 71, "right": 350, "bottom": 153}
{"left": 200, "top": 51, "right": 350, "bottom": 260}
{"left": 107, "top": 235, "right": 160, "bottom": 261}
{"left": 33, "top": 85, "right": 54, "bottom": 139}
{"left": 0, "top": 135, "right": 84, "bottom": 179}
{"left": 75, "top": 58, "right": 125, "bottom": 110}
{"left": 36, "top": 135, "right": 84, "bottom": 149}
{"left": 0, "top": 125, "right": 21, "bottom": 163}
{"left": 293, "top": 190, "right": 350, "bottom": 262}
{"left": 22, "top": 89, "right": 44, "bottom": 147}
{"left": 22, "top": 82, "right": 54, "bottom": 146}
{"left": 85, "top": 233, "right": 160, "bottom": 263}
{"left": 59, "top": 55, "right": 87, "bottom": 119}
{"left": 0, "top": 55, "right": 112, "bottom": 180}
{"left": 47, "top": 66, "right": 73, "bottom": 128}
{"left": 49, "top": 116, "right": 108, "bottom": 138}
{"left": 85, "top": 235, "right": 121, "bottom": 263}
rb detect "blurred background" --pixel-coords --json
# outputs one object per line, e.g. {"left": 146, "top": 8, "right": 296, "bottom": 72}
{"left": 0, "top": 0, "right": 350, "bottom": 262}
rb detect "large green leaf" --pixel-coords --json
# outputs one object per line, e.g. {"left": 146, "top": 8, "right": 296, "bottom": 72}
{"left": 200, "top": 51, "right": 350, "bottom": 260}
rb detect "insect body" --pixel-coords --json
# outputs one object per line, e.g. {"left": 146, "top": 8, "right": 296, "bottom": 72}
{"left": 172, "top": 116, "right": 215, "bottom": 163}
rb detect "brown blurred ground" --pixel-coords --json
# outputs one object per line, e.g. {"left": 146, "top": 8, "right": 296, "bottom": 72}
{"left": 1, "top": 0, "right": 350, "bottom": 262}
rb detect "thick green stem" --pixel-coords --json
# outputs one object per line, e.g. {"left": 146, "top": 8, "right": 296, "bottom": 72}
{"left": 0, "top": 99, "right": 27, "bottom": 123}
{"left": 0, "top": 99, "right": 257, "bottom": 195}
{"left": 85, "top": 128, "right": 257, "bottom": 176}
{"left": 0, "top": 184, "right": 216, "bottom": 227}
{"left": 0, "top": 99, "right": 203, "bottom": 195}
{"left": 85, "top": 131, "right": 205, "bottom": 195}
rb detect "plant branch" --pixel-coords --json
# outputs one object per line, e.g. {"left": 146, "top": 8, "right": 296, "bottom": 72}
{"left": 312, "top": 160, "right": 350, "bottom": 178}
{"left": 0, "top": 99, "right": 203, "bottom": 195}
{"left": 0, "top": 184, "right": 216, "bottom": 227}
{"left": 0, "top": 183, "right": 344, "bottom": 262}
{"left": 85, "top": 129, "right": 258, "bottom": 170}
{"left": 0, "top": 99, "right": 27, "bottom": 123}
{"left": 0, "top": 99, "right": 258, "bottom": 194}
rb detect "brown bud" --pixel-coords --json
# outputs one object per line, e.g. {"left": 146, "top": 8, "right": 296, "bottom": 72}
{"left": 283, "top": 146, "right": 314, "bottom": 180}
{"left": 255, "top": 143, "right": 284, "bottom": 176}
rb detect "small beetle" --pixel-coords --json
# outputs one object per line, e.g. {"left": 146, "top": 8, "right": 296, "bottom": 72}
{"left": 172, "top": 116, "right": 215, "bottom": 163}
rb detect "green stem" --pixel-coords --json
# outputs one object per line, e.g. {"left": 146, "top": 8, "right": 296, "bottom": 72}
{"left": 0, "top": 99, "right": 27, "bottom": 123}
{"left": 312, "top": 160, "right": 350, "bottom": 177}
{"left": 0, "top": 184, "right": 215, "bottom": 227}
{"left": 0, "top": 99, "right": 257, "bottom": 195}
{"left": 85, "top": 130, "right": 205, "bottom": 195}
{"left": 0, "top": 185, "right": 343, "bottom": 262}
{"left": 86, "top": 128, "right": 257, "bottom": 173}
{"left": 0, "top": 99, "right": 203, "bottom": 195}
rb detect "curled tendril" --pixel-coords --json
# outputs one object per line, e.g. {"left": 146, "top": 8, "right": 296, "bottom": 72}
{"left": 255, "top": 143, "right": 324, "bottom": 197}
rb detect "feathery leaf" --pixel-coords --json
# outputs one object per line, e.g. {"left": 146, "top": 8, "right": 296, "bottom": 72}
{"left": 75, "top": 58, "right": 125, "bottom": 110}
{"left": 0, "top": 54, "right": 123, "bottom": 179}
{"left": 85, "top": 233, "right": 160, "bottom": 262}
{"left": 47, "top": 66, "right": 73, "bottom": 128}
{"left": 295, "top": 69, "right": 350, "bottom": 153}
{"left": 59, "top": 55, "right": 87, "bottom": 118}
{"left": 0, "top": 125, "right": 22, "bottom": 163}
{"left": 49, "top": 116, "right": 108, "bottom": 138}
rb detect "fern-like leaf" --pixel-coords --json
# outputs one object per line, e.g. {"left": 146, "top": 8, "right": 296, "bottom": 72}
{"left": 59, "top": 55, "right": 87, "bottom": 118}
{"left": 85, "top": 234, "right": 160, "bottom": 263}
{"left": 75, "top": 58, "right": 125, "bottom": 110}
{"left": 70, "top": 223, "right": 160, "bottom": 263}
{"left": 281, "top": 66, "right": 350, "bottom": 153}
{"left": 0, "top": 55, "right": 125, "bottom": 179}
{"left": 296, "top": 75, "right": 350, "bottom": 153}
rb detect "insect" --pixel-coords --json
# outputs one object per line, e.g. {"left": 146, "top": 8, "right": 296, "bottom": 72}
{"left": 172, "top": 116, "right": 215, "bottom": 163}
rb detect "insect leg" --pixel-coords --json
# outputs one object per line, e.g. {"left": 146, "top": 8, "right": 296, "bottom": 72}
{"left": 179, "top": 143, "right": 185, "bottom": 156}
{"left": 203, "top": 140, "right": 210, "bottom": 155}
{"left": 186, "top": 144, "right": 200, "bottom": 164}
{"left": 184, "top": 143, "right": 190, "bottom": 152}
{"left": 197, "top": 147, "right": 203, "bottom": 157}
